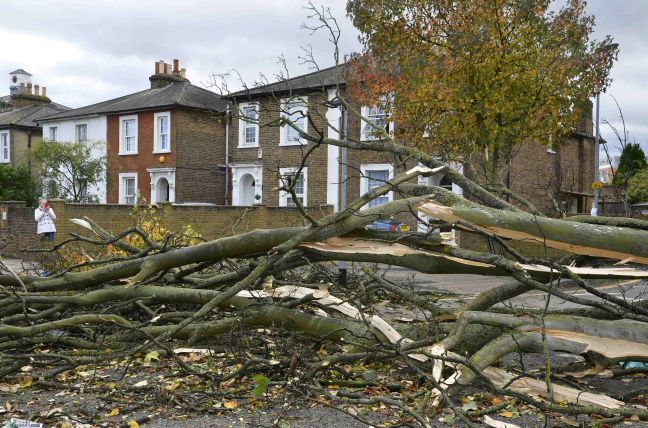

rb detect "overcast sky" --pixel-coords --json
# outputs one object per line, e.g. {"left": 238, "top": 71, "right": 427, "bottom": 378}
{"left": 0, "top": 0, "right": 644, "bottom": 154}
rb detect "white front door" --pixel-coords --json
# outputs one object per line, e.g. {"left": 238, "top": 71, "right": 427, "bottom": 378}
{"left": 239, "top": 174, "right": 256, "bottom": 206}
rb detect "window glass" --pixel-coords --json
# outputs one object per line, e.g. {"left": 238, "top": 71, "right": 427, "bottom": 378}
{"left": 158, "top": 116, "right": 169, "bottom": 150}
{"left": 367, "top": 169, "right": 389, "bottom": 207}
{"left": 281, "top": 171, "right": 305, "bottom": 207}
{"left": 124, "top": 177, "right": 136, "bottom": 204}
{"left": 284, "top": 100, "right": 306, "bottom": 143}
{"left": 124, "top": 119, "right": 136, "bottom": 152}
{"left": 0, "top": 133, "right": 8, "bottom": 161}
{"left": 243, "top": 107, "right": 258, "bottom": 145}
{"left": 76, "top": 124, "right": 88, "bottom": 143}
{"left": 362, "top": 106, "right": 389, "bottom": 140}
{"left": 49, "top": 127, "right": 57, "bottom": 141}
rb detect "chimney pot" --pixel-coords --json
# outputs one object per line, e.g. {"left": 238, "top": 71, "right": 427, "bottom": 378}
{"left": 20, "top": 82, "right": 25, "bottom": 93}
{"left": 34, "top": 85, "right": 40, "bottom": 96}
{"left": 27, "top": 83, "right": 32, "bottom": 95}
{"left": 181, "top": 68, "right": 187, "bottom": 79}
{"left": 42, "top": 87, "right": 47, "bottom": 98}
{"left": 173, "top": 59, "right": 179, "bottom": 73}
{"left": 158, "top": 60, "right": 164, "bottom": 75}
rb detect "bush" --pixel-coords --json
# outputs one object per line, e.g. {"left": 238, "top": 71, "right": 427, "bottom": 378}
{"left": 0, "top": 163, "right": 38, "bottom": 205}
{"left": 627, "top": 167, "right": 648, "bottom": 204}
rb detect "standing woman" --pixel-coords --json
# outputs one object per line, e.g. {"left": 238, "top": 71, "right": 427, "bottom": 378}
{"left": 35, "top": 198, "right": 56, "bottom": 242}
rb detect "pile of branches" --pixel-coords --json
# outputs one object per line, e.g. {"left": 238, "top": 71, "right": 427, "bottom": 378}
{"left": 1, "top": 165, "right": 648, "bottom": 427}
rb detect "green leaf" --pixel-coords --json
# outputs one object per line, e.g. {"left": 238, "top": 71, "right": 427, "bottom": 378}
{"left": 144, "top": 350, "right": 160, "bottom": 363}
{"left": 443, "top": 415, "right": 455, "bottom": 424}
{"left": 252, "top": 374, "right": 270, "bottom": 398}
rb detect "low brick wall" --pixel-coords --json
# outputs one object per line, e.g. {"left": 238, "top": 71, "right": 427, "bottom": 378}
{"left": 0, "top": 199, "right": 332, "bottom": 259}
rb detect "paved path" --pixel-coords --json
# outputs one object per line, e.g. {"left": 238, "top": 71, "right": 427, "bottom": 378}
{"left": 0, "top": 257, "right": 38, "bottom": 273}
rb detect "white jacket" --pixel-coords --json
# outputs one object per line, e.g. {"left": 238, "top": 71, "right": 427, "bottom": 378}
{"left": 35, "top": 207, "right": 57, "bottom": 234}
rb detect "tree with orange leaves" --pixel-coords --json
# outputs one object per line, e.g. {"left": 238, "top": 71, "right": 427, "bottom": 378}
{"left": 346, "top": 0, "right": 617, "bottom": 185}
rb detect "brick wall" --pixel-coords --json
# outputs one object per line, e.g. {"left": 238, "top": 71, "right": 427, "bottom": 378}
{"left": 0, "top": 199, "right": 332, "bottom": 259}
{"left": 175, "top": 109, "right": 227, "bottom": 204}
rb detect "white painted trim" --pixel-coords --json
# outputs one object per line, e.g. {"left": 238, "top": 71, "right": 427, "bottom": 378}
{"left": 148, "top": 167, "right": 176, "bottom": 204}
{"left": 280, "top": 96, "right": 308, "bottom": 146}
{"left": 0, "top": 131, "right": 10, "bottom": 163}
{"left": 360, "top": 104, "right": 392, "bottom": 141}
{"left": 48, "top": 126, "right": 58, "bottom": 142}
{"left": 230, "top": 164, "right": 263, "bottom": 206}
{"left": 360, "top": 163, "right": 394, "bottom": 210}
{"left": 326, "top": 89, "right": 341, "bottom": 211}
{"left": 153, "top": 111, "right": 171, "bottom": 154}
{"left": 238, "top": 102, "right": 259, "bottom": 148}
{"left": 118, "top": 115, "right": 138, "bottom": 155}
{"left": 118, "top": 172, "right": 138, "bottom": 205}
{"left": 279, "top": 167, "right": 308, "bottom": 207}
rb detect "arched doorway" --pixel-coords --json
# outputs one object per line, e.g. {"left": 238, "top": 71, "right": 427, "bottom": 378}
{"left": 239, "top": 173, "right": 256, "bottom": 206}
{"left": 156, "top": 177, "right": 170, "bottom": 203}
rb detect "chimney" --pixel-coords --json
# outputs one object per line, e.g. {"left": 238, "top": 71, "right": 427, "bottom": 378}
{"left": 34, "top": 84, "right": 40, "bottom": 96}
{"left": 149, "top": 58, "right": 190, "bottom": 88}
{"left": 20, "top": 82, "right": 25, "bottom": 93}
{"left": 26, "top": 82, "right": 32, "bottom": 95}
{"left": 42, "top": 87, "right": 47, "bottom": 98}
{"left": 181, "top": 68, "right": 186, "bottom": 79}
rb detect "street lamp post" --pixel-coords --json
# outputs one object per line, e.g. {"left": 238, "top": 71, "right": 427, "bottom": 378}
{"left": 591, "top": 92, "right": 601, "bottom": 216}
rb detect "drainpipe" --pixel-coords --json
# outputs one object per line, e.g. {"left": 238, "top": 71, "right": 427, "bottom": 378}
{"left": 224, "top": 104, "right": 230, "bottom": 205}
{"left": 338, "top": 104, "right": 348, "bottom": 286}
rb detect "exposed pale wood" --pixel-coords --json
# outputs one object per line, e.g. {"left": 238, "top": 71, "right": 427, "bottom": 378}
{"left": 483, "top": 366, "right": 624, "bottom": 409}
{"left": 419, "top": 202, "right": 648, "bottom": 264}
{"left": 301, "top": 237, "right": 648, "bottom": 279}
{"left": 535, "top": 329, "right": 648, "bottom": 360}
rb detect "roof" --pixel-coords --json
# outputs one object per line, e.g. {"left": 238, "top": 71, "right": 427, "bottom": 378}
{"left": 0, "top": 95, "right": 11, "bottom": 105}
{"left": 228, "top": 64, "right": 346, "bottom": 98}
{"left": 0, "top": 102, "right": 71, "bottom": 128}
{"left": 38, "top": 82, "right": 227, "bottom": 122}
{"left": 9, "top": 69, "right": 32, "bottom": 76}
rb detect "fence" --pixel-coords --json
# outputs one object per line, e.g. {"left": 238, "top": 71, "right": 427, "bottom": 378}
{"left": 0, "top": 199, "right": 332, "bottom": 259}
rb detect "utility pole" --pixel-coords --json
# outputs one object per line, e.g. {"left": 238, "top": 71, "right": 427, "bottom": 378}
{"left": 338, "top": 104, "right": 348, "bottom": 286}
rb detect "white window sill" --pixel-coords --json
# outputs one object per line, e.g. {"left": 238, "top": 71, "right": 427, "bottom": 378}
{"left": 153, "top": 149, "right": 171, "bottom": 154}
{"left": 238, "top": 144, "right": 259, "bottom": 149}
{"left": 119, "top": 151, "right": 139, "bottom": 156}
{"left": 279, "top": 141, "right": 307, "bottom": 147}
{"left": 0, "top": 160, "right": 10, "bottom": 164}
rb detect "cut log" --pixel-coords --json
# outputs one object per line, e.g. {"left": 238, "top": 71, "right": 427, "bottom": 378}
{"left": 419, "top": 202, "right": 648, "bottom": 264}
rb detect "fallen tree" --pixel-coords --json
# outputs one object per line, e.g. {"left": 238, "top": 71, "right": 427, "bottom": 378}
{"left": 1, "top": 162, "right": 648, "bottom": 427}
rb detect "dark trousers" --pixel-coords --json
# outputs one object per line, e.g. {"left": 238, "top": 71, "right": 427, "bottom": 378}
{"left": 40, "top": 232, "right": 55, "bottom": 242}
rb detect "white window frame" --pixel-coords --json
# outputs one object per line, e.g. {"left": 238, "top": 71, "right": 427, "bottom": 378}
{"left": 118, "top": 172, "right": 138, "bottom": 205}
{"left": 360, "top": 105, "right": 392, "bottom": 141}
{"left": 153, "top": 111, "right": 171, "bottom": 154}
{"left": 360, "top": 163, "right": 394, "bottom": 209}
{"left": 0, "top": 131, "right": 9, "bottom": 163}
{"left": 280, "top": 97, "right": 308, "bottom": 146}
{"left": 238, "top": 103, "right": 259, "bottom": 148}
{"left": 48, "top": 126, "right": 58, "bottom": 142}
{"left": 119, "top": 115, "right": 138, "bottom": 155}
{"left": 75, "top": 123, "right": 88, "bottom": 144}
{"left": 279, "top": 167, "right": 308, "bottom": 207}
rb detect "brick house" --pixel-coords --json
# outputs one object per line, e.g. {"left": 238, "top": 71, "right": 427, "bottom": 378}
{"left": 39, "top": 60, "right": 228, "bottom": 205}
{"left": 227, "top": 66, "right": 434, "bottom": 214}
{"left": 227, "top": 65, "right": 594, "bottom": 220}
{"left": 0, "top": 69, "right": 69, "bottom": 167}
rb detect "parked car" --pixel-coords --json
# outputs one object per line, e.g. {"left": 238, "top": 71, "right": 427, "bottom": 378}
{"left": 365, "top": 219, "right": 410, "bottom": 232}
